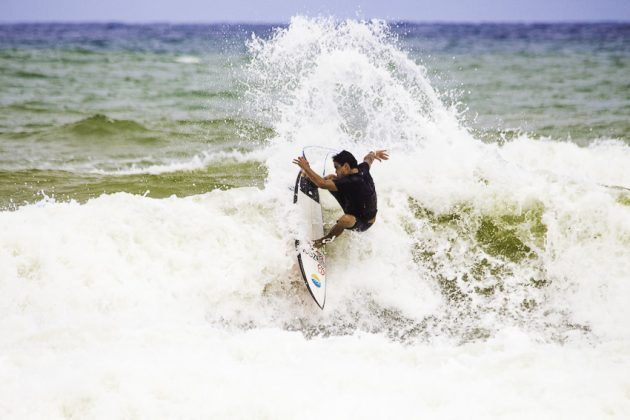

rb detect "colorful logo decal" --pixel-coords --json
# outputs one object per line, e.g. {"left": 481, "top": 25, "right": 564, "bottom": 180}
{"left": 311, "top": 273, "right": 322, "bottom": 288}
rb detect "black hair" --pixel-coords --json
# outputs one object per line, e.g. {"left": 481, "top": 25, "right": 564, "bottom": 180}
{"left": 332, "top": 150, "right": 358, "bottom": 169}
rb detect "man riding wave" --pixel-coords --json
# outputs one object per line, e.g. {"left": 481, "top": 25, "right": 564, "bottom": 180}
{"left": 293, "top": 149, "right": 389, "bottom": 248}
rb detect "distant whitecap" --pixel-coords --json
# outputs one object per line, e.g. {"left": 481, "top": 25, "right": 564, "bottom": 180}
{"left": 175, "top": 55, "right": 201, "bottom": 64}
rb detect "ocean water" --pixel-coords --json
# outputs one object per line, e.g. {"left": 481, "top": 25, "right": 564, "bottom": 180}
{"left": 1, "top": 17, "right": 630, "bottom": 418}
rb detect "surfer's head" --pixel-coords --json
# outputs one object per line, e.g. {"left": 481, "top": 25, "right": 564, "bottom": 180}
{"left": 332, "top": 150, "right": 358, "bottom": 175}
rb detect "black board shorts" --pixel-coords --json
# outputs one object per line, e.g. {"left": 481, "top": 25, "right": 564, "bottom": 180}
{"left": 350, "top": 218, "right": 374, "bottom": 232}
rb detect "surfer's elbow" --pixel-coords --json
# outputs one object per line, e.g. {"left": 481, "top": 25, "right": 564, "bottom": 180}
{"left": 317, "top": 179, "right": 336, "bottom": 190}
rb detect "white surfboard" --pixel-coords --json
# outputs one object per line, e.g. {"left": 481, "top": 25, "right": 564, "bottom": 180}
{"left": 293, "top": 166, "right": 327, "bottom": 309}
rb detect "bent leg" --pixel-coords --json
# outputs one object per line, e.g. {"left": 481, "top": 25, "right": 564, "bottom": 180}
{"left": 314, "top": 214, "right": 356, "bottom": 248}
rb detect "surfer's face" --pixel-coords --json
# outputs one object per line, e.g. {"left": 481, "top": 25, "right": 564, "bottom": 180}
{"left": 333, "top": 162, "right": 351, "bottom": 176}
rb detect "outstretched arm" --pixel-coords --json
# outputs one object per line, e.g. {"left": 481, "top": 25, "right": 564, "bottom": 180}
{"left": 363, "top": 150, "right": 389, "bottom": 168}
{"left": 293, "top": 156, "right": 338, "bottom": 191}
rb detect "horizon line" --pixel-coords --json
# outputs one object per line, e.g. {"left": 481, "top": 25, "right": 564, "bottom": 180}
{"left": 1, "top": 19, "right": 628, "bottom": 25}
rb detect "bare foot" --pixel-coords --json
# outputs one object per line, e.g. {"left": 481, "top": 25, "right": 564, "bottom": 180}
{"left": 313, "top": 236, "right": 335, "bottom": 249}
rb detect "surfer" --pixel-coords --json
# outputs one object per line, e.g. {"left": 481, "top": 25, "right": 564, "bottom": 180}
{"left": 293, "top": 149, "right": 389, "bottom": 248}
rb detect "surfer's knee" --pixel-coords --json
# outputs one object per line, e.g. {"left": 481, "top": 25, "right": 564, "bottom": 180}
{"left": 337, "top": 214, "right": 356, "bottom": 228}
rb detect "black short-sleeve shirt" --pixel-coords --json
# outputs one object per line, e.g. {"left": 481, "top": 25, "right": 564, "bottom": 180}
{"left": 330, "top": 162, "right": 377, "bottom": 222}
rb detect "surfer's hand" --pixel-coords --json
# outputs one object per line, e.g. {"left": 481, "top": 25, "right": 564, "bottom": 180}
{"left": 293, "top": 156, "right": 310, "bottom": 170}
{"left": 373, "top": 150, "right": 389, "bottom": 161}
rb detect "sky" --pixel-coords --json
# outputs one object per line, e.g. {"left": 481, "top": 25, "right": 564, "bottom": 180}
{"left": 1, "top": 0, "right": 629, "bottom": 23}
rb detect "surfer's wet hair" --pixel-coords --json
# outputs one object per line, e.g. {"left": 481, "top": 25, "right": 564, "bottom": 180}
{"left": 333, "top": 150, "right": 358, "bottom": 169}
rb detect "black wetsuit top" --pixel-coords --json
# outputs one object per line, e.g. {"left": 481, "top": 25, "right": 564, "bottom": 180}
{"left": 330, "top": 162, "right": 377, "bottom": 230}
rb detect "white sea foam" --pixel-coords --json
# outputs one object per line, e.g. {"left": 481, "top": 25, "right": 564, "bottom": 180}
{"left": 175, "top": 55, "right": 201, "bottom": 64}
{"left": 1, "top": 16, "right": 630, "bottom": 418}
{"left": 88, "top": 149, "right": 269, "bottom": 176}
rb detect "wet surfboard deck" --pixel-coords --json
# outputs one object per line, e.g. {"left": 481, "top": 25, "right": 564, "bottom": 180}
{"left": 293, "top": 168, "right": 326, "bottom": 309}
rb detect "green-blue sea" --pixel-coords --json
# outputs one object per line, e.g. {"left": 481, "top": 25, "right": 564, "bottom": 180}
{"left": 1, "top": 22, "right": 628, "bottom": 207}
